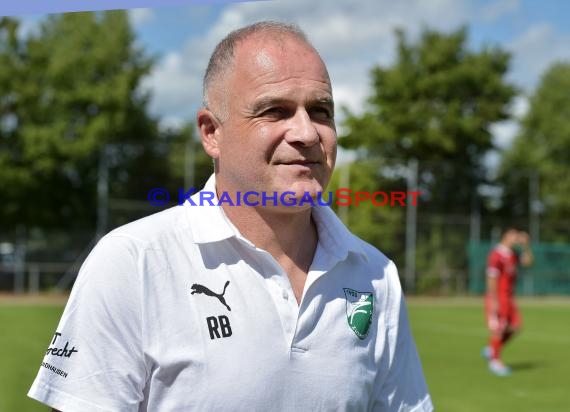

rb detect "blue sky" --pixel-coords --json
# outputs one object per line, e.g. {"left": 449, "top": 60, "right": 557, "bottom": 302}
{"left": 133, "top": 0, "right": 570, "bottom": 59}
{"left": 18, "top": 0, "right": 570, "bottom": 156}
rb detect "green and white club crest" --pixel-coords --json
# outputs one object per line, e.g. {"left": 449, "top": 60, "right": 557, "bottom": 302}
{"left": 343, "top": 288, "right": 374, "bottom": 339}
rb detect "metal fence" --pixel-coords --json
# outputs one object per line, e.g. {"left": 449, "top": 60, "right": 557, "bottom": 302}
{"left": 2, "top": 144, "right": 569, "bottom": 295}
{"left": 469, "top": 241, "right": 570, "bottom": 295}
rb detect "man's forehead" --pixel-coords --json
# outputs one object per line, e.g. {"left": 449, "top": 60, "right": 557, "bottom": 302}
{"left": 234, "top": 34, "right": 329, "bottom": 80}
{"left": 254, "top": 49, "right": 276, "bottom": 72}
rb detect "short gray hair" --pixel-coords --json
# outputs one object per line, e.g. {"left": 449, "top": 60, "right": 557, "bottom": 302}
{"left": 202, "top": 21, "right": 312, "bottom": 121}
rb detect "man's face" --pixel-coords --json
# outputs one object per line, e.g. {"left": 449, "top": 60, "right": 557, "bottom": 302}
{"left": 210, "top": 34, "right": 337, "bottom": 204}
{"left": 503, "top": 229, "right": 520, "bottom": 247}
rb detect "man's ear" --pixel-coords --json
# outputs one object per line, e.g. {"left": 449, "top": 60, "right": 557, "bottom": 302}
{"left": 197, "top": 108, "right": 221, "bottom": 159}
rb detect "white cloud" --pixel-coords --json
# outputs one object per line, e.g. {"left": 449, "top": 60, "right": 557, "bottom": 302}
{"left": 485, "top": 94, "right": 530, "bottom": 173}
{"left": 159, "top": 116, "right": 186, "bottom": 131}
{"left": 511, "top": 94, "right": 529, "bottom": 118}
{"left": 145, "top": 0, "right": 473, "bottom": 126}
{"left": 491, "top": 121, "right": 519, "bottom": 149}
{"left": 490, "top": 95, "right": 529, "bottom": 150}
{"left": 479, "top": 0, "right": 520, "bottom": 22}
{"left": 143, "top": 51, "right": 202, "bottom": 124}
{"left": 129, "top": 8, "right": 155, "bottom": 27}
{"left": 17, "top": 16, "right": 42, "bottom": 39}
{"left": 508, "top": 23, "right": 570, "bottom": 90}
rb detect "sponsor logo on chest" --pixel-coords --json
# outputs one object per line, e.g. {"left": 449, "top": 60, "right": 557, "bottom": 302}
{"left": 191, "top": 280, "right": 233, "bottom": 340}
{"left": 344, "top": 288, "right": 374, "bottom": 339}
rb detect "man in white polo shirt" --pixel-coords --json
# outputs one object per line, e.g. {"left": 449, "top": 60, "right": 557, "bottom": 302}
{"left": 29, "top": 21, "right": 433, "bottom": 411}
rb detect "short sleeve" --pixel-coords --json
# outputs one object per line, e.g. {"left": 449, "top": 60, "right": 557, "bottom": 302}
{"left": 373, "top": 264, "right": 433, "bottom": 412}
{"left": 28, "top": 235, "right": 146, "bottom": 412}
{"left": 487, "top": 250, "right": 501, "bottom": 278}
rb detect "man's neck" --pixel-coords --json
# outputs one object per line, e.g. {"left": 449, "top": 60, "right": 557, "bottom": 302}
{"left": 221, "top": 200, "right": 318, "bottom": 304}
{"left": 223, "top": 202, "right": 316, "bottom": 261}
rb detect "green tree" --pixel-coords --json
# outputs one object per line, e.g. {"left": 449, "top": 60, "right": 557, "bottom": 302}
{"left": 165, "top": 121, "right": 214, "bottom": 193}
{"left": 327, "top": 160, "right": 405, "bottom": 259}
{"left": 341, "top": 27, "right": 516, "bottom": 214}
{"left": 0, "top": 18, "right": 28, "bottom": 225}
{"left": 0, "top": 11, "right": 158, "bottom": 230}
{"left": 339, "top": 27, "right": 516, "bottom": 291}
{"left": 102, "top": 121, "right": 214, "bottom": 230}
{"left": 499, "top": 62, "right": 570, "bottom": 237}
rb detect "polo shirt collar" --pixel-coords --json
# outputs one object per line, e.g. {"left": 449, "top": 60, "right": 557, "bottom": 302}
{"left": 184, "top": 174, "right": 241, "bottom": 243}
{"left": 184, "top": 174, "right": 368, "bottom": 263}
{"left": 311, "top": 205, "right": 369, "bottom": 263}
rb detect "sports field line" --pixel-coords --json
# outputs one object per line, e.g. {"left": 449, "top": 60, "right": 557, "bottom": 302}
{"left": 413, "top": 321, "right": 570, "bottom": 345}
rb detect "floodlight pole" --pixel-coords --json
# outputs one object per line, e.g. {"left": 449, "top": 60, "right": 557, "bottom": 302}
{"left": 338, "top": 162, "right": 350, "bottom": 224}
{"left": 405, "top": 158, "right": 418, "bottom": 293}
{"left": 529, "top": 171, "right": 540, "bottom": 243}
{"left": 96, "top": 146, "right": 109, "bottom": 240}
{"left": 184, "top": 136, "right": 195, "bottom": 191}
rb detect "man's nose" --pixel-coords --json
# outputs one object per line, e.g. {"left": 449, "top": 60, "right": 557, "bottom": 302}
{"left": 284, "top": 109, "right": 319, "bottom": 146}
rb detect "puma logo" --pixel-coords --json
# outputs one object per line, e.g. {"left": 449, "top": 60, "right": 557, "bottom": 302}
{"left": 191, "top": 281, "right": 231, "bottom": 311}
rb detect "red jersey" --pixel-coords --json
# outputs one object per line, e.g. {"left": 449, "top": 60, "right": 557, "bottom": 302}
{"left": 487, "top": 244, "right": 519, "bottom": 297}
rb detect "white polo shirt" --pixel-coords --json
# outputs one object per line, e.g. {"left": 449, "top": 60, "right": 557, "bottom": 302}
{"left": 29, "top": 175, "right": 433, "bottom": 412}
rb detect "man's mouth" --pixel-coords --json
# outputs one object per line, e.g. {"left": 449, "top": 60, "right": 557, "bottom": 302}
{"left": 277, "top": 159, "right": 320, "bottom": 166}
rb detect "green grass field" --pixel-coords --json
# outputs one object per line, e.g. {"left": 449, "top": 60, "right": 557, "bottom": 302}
{"left": 0, "top": 299, "right": 64, "bottom": 412}
{"left": 2, "top": 296, "right": 569, "bottom": 411}
{"left": 408, "top": 298, "right": 570, "bottom": 412}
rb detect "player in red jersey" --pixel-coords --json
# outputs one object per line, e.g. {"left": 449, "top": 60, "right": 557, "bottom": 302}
{"left": 483, "top": 227, "right": 533, "bottom": 376}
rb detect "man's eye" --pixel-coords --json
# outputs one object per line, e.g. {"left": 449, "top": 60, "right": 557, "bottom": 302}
{"left": 261, "top": 107, "right": 287, "bottom": 117}
{"left": 310, "top": 107, "right": 333, "bottom": 119}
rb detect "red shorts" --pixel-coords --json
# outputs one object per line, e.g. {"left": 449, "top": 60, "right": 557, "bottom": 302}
{"left": 485, "top": 295, "right": 522, "bottom": 332}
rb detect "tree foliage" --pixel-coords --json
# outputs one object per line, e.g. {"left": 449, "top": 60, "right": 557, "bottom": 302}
{"left": 337, "top": 27, "right": 517, "bottom": 290}
{"left": 500, "top": 62, "right": 570, "bottom": 226}
{"left": 341, "top": 27, "right": 516, "bottom": 214}
{"left": 0, "top": 12, "right": 160, "bottom": 230}
{"left": 327, "top": 160, "right": 405, "bottom": 259}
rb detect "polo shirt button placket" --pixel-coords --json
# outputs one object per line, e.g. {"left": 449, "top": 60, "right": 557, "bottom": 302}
{"left": 283, "top": 282, "right": 308, "bottom": 353}
{"left": 260, "top": 254, "right": 304, "bottom": 350}
{"left": 282, "top": 286, "right": 298, "bottom": 342}
{"left": 274, "top": 277, "right": 302, "bottom": 349}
